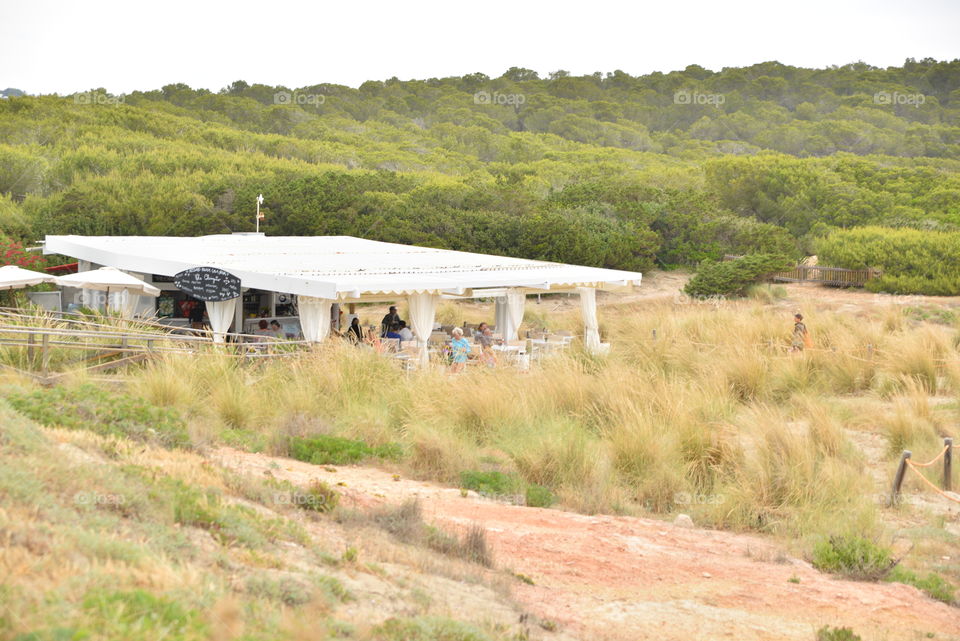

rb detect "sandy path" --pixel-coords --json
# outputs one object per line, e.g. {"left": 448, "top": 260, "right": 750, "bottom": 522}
{"left": 212, "top": 447, "right": 960, "bottom": 641}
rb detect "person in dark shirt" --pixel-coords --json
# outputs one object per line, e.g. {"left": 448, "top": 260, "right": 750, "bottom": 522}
{"left": 381, "top": 306, "right": 400, "bottom": 337}
{"left": 188, "top": 299, "right": 205, "bottom": 329}
{"left": 345, "top": 317, "right": 364, "bottom": 343}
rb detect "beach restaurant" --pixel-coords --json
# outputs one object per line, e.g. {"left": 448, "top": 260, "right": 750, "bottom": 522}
{"left": 42, "top": 233, "right": 643, "bottom": 360}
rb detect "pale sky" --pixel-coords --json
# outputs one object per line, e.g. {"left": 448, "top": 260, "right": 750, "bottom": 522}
{"left": 1, "top": 0, "right": 958, "bottom": 95}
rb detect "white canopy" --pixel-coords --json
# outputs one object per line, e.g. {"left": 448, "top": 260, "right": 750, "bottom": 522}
{"left": 0, "top": 265, "right": 57, "bottom": 290}
{"left": 43, "top": 234, "right": 642, "bottom": 300}
{"left": 55, "top": 266, "right": 161, "bottom": 296}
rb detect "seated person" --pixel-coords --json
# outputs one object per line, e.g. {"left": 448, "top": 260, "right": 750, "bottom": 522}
{"left": 269, "top": 320, "right": 284, "bottom": 339}
{"left": 397, "top": 320, "right": 415, "bottom": 343}
{"left": 385, "top": 323, "right": 402, "bottom": 341}
{"left": 478, "top": 327, "right": 497, "bottom": 367}
{"left": 345, "top": 317, "right": 364, "bottom": 343}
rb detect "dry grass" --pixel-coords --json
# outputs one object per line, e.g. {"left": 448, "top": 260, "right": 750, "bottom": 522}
{"left": 10, "top": 297, "right": 960, "bottom": 545}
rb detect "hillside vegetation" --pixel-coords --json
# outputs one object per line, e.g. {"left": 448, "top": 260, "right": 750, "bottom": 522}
{"left": 1, "top": 60, "right": 959, "bottom": 290}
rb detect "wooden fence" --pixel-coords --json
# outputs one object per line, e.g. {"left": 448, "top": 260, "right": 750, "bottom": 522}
{"left": 771, "top": 266, "right": 881, "bottom": 288}
{"left": 0, "top": 308, "right": 311, "bottom": 384}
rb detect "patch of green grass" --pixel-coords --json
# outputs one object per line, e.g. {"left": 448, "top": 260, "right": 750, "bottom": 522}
{"left": 887, "top": 566, "right": 956, "bottom": 604}
{"left": 219, "top": 428, "right": 267, "bottom": 452}
{"left": 245, "top": 573, "right": 314, "bottom": 606}
{"left": 7, "top": 384, "right": 189, "bottom": 449}
{"left": 288, "top": 434, "right": 402, "bottom": 465}
{"left": 81, "top": 589, "right": 205, "bottom": 641}
{"left": 371, "top": 616, "right": 501, "bottom": 641}
{"left": 811, "top": 535, "right": 896, "bottom": 581}
{"left": 459, "top": 470, "right": 521, "bottom": 497}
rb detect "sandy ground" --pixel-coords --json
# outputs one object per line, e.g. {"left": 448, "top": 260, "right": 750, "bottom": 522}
{"left": 213, "top": 447, "right": 960, "bottom": 641}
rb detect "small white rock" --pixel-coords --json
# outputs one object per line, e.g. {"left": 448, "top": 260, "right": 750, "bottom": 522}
{"left": 674, "top": 514, "right": 694, "bottom": 528}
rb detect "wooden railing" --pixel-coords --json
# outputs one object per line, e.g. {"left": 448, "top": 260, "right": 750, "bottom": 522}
{"left": 771, "top": 266, "right": 881, "bottom": 288}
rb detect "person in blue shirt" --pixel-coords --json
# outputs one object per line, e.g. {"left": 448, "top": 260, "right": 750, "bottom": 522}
{"left": 449, "top": 327, "right": 470, "bottom": 373}
{"left": 385, "top": 323, "right": 402, "bottom": 341}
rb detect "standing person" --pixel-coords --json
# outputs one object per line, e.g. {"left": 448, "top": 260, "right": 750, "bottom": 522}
{"left": 449, "top": 327, "right": 470, "bottom": 374}
{"left": 188, "top": 298, "right": 205, "bottom": 331}
{"left": 381, "top": 306, "right": 400, "bottom": 337}
{"left": 791, "top": 313, "right": 810, "bottom": 352}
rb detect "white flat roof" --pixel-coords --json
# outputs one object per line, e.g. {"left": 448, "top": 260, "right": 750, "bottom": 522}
{"left": 44, "top": 234, "right": 642, "bottom": 300}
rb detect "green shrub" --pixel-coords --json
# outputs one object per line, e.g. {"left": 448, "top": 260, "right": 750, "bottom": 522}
{"left": 459, "top": 470, "right": 521, "bottom": 497}
{"left": 684, "top": 254, "right": 793, "bottom": 299}
{"left": 817, "top": 226, "right": 960, "bottom": 295}
{"left": 297, "top": 480, "right": 340, "bottom": 513}
{"left": 887, "top": 566, "right": 956, "bottom": 604}
{"left": 811, "top": 535, "right": 896, "bottom": 581}
{"left": 7, "top": 384, "right": 189, "bottom": 449}
{"left": 816, "top": 626, "right": 862, "bottom": 641}
{"left": 524, "top": 484, "right": 556, "bottom": 508}
{"left": 288, "top": 434, "right": 402, "bottom": 465}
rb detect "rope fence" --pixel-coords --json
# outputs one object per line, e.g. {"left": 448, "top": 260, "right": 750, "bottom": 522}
{"left": 890, "top": 438, "right": 956, "bottom": 506}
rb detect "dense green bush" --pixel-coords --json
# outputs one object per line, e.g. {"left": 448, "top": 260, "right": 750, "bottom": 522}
{"left": 811, "top": 535, "right": 896, "bottom": 581}
{"left": 684, "top": 254, "right": 793, "bottom": 298}
{"left": 6, "top": 384, "right": 189, "bottom": 448}
{"left": 817, "top": 226, "right": 960, "bottom": 295}
{"left": 4, "top": 59, "right": 960, "bottom": 276}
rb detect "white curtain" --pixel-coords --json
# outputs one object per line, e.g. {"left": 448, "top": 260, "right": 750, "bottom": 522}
{"left": 578, "top": 287, "right": 602, "bottom": 353}
{"left": 108, "top": 289, "right": 139, "bottom": 318}
{"left": 407, "top": 292, "right": 439, "bottom": 366}
{"left": 206, "top": 298, "right": 238, "bottom": 343}
{"left": 501, "top": 288, "right": 526, "bottom": 341}
{"left": 494, "top": 298, "right": 507, "bottom": 336}
{"left": 298, "top": 296, "right": 332, "bottom": 343}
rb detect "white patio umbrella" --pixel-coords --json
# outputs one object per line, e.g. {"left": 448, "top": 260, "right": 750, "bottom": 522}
{"left": 55, "top": 266, "right": 160, "bottom": 316}
{"left": 0, "top": 265, "right": 57, "bottom": 290}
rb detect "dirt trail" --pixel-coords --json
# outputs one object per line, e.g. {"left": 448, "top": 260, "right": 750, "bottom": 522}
{"left": 213, "top": 447, "right": 960, "bottom": 641}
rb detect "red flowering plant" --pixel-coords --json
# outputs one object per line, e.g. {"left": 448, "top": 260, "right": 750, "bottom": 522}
{"left": 0, "top": 236, "right": 44, "bottom": 268}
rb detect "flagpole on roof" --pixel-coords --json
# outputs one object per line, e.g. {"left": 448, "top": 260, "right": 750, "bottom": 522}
{"left": 255, "top": 193, "right": 264, "bottom": 233}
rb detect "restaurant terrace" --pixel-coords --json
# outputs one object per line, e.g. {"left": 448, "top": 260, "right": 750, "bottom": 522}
{"left": 42, "top": 233, "right": 643, "bottom": 363}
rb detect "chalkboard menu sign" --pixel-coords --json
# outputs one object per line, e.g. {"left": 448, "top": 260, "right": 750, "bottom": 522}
{"left": 173, "top": 267, "right": 241, "bottom": 302}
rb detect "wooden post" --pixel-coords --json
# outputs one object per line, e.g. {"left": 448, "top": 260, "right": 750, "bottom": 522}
{"left": 944, "top": 438, "right": 953, "bottom": 493}
{"left": 41, "top": 333, "right": 50, "bottom": 376}
{"left": 889, "top": 450, "right": 911, "bottom": 506}
{"left": 27, "top": 332, "right": 35, "bottom": 364}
